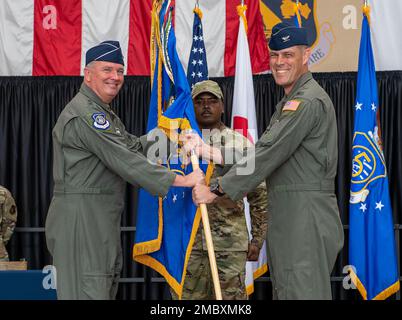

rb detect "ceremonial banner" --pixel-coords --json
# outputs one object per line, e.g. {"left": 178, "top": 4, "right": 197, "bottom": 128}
{"left": 0, "top": 0, "right": 269, "bottom": 76}
{"left": 133, "top": 0, "right": 211, "bottom": 298}
{"left": 1, "top": 0, "right": 401, "bottom": 75}
{"left": 348, "top": 6, "right": 399, "bottom": 300}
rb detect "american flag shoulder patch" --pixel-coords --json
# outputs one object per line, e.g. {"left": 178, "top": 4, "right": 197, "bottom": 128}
{"left": 283, "top": 100, "right": 301, "bottom": 111}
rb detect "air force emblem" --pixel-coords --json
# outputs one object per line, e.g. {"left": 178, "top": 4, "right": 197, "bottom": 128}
{"left": 260, "top": 0, "right": 317, "bottom": 47}
{"left": 92, "top": 112, "right": 110, "bottom": 130}
{"left": 260, "top": 0, "right": 334, "bottom": 66}
{"left": 350, "top": 128, "right": 387, "bottom": 204}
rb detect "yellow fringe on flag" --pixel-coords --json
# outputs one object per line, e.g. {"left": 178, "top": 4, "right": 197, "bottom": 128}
{"left": 158, "top": 115, "right": 192, "bottom": 143}
{"left": 133, "top": 196, "right": 164, "bottom": 256}
{"left": 236, "top": 4, "right": 248, "bottom": 33}
{"left": 150, "top": 1, "right": 163, "bottom": 86}
{"left": 133, "top": 163, "right": 215, "bottom": 299}
{"left": 348, "top": 266, "right": 400, "bottom": 300}
{"left": 245, "top": 264, "right": 269, "bottom": 296}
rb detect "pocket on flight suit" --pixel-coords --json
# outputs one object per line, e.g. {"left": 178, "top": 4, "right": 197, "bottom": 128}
{"left": 82, "top": 272, "right": 114, "bottom": 300}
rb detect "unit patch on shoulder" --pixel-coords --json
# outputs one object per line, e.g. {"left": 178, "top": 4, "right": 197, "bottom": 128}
{"left": 283, "top": 100, "right": 301, "bottom": 112}
{"left": 92, "top": 112, "right": 110, "bottom": 130}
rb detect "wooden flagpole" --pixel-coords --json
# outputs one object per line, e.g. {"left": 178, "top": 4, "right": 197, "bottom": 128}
{"left": 190, "top": 150, "right": 223, "bottom": 300}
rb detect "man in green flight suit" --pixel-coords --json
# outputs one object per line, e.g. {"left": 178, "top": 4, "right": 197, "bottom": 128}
{"left": 172, "top": 80, "right": 268, "bottom": 300}
{"left": 189, "top": 23, "right": 344, "bottom": 299}
{"left": 45, "top": 41, "right": 204, "bottom": 300}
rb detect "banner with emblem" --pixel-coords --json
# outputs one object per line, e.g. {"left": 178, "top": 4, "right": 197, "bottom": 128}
{"left": 133, "top": 0, "right": 212, "bottom": 299}
{"left": 348, "top": 6, "right": 399, "bottom": 300}
{"left": 260, "top": 0, "right": 393, "bottom": 72}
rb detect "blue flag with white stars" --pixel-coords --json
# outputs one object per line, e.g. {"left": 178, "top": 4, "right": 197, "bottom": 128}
{"left": 187, "top": 9, "right": 208, "bottom": 89}
{"left": 133, "top": 1, "right": 210, "bottom": 299}
{"left": 348, "top": 11, "right": 399, "bottom": 300}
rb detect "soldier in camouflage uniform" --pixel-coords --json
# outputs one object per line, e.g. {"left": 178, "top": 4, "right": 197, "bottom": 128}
{"left": 172, "top": 80, "right": 268, "bottom": 300}
{"left": 0, "top": 186, "right": 17, "bottom": 261}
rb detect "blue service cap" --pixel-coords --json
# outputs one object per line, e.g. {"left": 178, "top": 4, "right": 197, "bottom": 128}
{"left": 269, "top": 22, "right": 308, "bottom": 51}
{"left": 85, "top": 40, "right": 124, "bottom": 66}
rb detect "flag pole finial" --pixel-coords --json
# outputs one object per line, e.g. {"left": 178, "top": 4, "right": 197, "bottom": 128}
{"left": 237, "top": 3, "right": 248, "bottom": 33}
{"left": 363, "top": 0, "right": 370, "bottom": 22}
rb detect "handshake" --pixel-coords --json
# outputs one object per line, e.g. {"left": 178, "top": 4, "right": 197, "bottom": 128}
{"left": 173, "top": 132, "right": 223, "bottom": 205}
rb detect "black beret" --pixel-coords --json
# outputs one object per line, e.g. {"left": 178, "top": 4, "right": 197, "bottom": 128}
{"left": 85, "top": 40, "right": 124, "bottom": 66}
{"left": 269, "top": 22, "right": 308, "bottom": 50}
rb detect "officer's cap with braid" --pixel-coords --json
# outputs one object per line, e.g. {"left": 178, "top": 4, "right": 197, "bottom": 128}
{"left": 85, "top": 40, "right": 124, "bottom": 66}
{"left": 269, "top": 22, "right": 309, "bottom": 51}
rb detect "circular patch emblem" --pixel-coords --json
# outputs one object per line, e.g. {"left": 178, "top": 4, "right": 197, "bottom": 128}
{"left": 92, "top": 112, "right": 110, "bottom": 130}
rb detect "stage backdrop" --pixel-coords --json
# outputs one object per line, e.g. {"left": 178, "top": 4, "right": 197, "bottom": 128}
{"left": 1, "top": 0, "right": 402, "bottom": 76}
{"left": 0, "top": 72, "right": 401, "bottom": 300}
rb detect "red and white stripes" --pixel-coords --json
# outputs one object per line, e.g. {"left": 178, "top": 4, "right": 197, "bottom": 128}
{"left": 176, "top": 0, "right": 269, "bottom": 77}
{"left": 0, "top": 0, "right": 270, "bottom": 76}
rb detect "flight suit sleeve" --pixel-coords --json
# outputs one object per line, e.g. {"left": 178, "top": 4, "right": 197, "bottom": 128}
{"left": 72, "top": 117, "right": 176, "bottom": 197}
{"left": 246, "top": 181, "right": 268, "bottom": 249}
{"left": 216, "top": 131, "right": 252, "bottom": 174}
{"left": 125, "top": 132, "right": 144, "bottom": 152}
{"left": 138, "top": 128, "right": 174, "bottom": 164}
{"left": 221, "top": 99, "right": 319, "bottom": 201}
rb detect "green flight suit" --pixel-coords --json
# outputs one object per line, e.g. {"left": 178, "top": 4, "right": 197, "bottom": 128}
{"left": 220, "top": 72, "right": 344, "bottom": 300}
{"left": 45, "top": 83, "right": 176, "bottom": 300}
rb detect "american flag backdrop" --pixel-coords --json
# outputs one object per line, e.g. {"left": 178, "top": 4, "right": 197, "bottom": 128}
{"left": 186, "top": 7, "right": 208, "bottom": 89}
{"left": 0, "top": 0, "right": 270, "bottom": 76}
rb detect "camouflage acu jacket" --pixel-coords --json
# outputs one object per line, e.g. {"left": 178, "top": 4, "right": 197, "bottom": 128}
{"left": 194, "top": 124, "right": 268, "bottom": 252}
{"left": 0, "top": 186, "right": 17, "bottom": 261}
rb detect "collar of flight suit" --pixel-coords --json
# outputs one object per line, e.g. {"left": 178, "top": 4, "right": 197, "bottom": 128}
{"left": 277, "top": 71, "right": 313, "bottom": 112}
{"left": 79, "top": 82, "right": 113, "bottom": 114}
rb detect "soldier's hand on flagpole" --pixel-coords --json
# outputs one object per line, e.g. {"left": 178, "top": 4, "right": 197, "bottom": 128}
{"left": 192, "top": 183, "right": 217, "bottom": 205}
{"left": 247, "top": 242, "right": 260, "bottom": 261}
